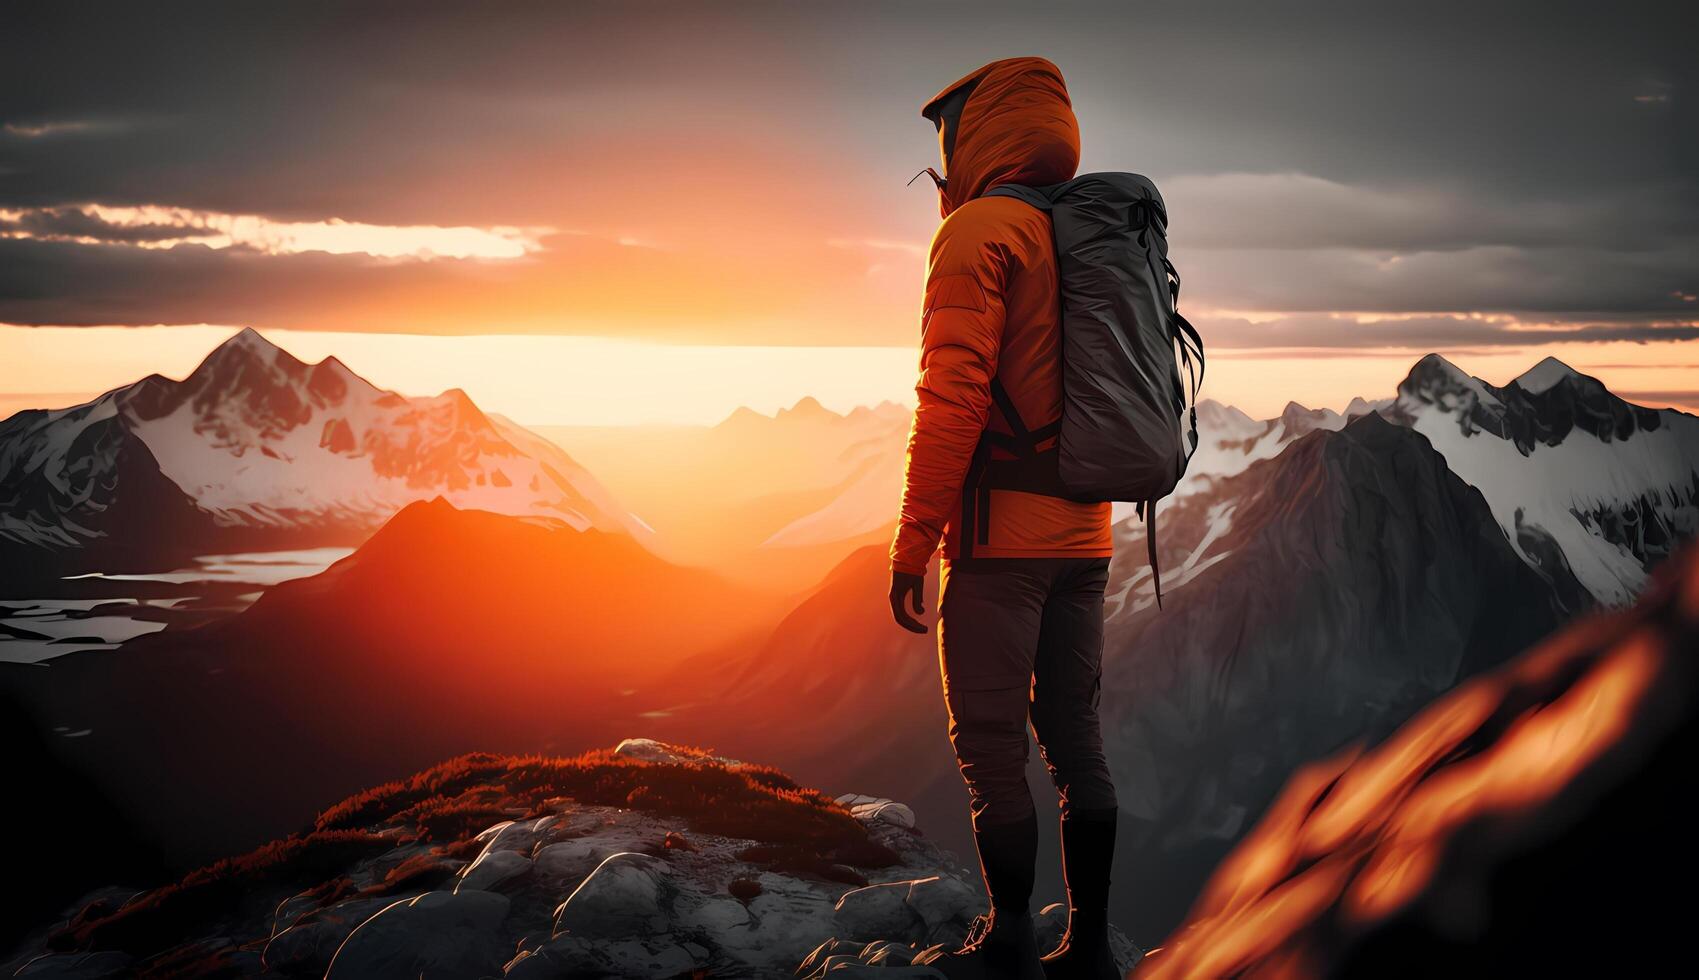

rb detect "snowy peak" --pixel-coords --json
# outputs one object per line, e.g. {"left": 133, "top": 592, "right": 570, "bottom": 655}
{"left": 1193, "top": 398, "right": 1259, "bottom": 436}
{"left": 1394, "top": 351, "right": 1664, "bottom": 453}
{"left": 1389, "top": 353, "right": 1699, "bottom": 606}
{"left": 1343, "top": 396, "right": 1385, "bottom": 419}
{"left": 1512, "top": 356, "right": 1582, "bottom": 395}
{"left": 1396, "top": 353, "right": 1504, "bottom": 417}
{"left": 205, "top": 325, "right": 292, "bottom": 365}
{"left": 0, "top": 329, "right": 645, "bottom": 574}
{"left": 1279, "top": 401, "right": 1343, "bottom": 439}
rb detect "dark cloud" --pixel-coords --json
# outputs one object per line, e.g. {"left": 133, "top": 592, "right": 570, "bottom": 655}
{"left": 0, "top": 231, "right": 913, "bottom": 343}
{"left": 1200, "top": 313, "right": 1699, "bottom": 351}
{"left": 1185, "top": 243, "right": 1698, "bottom": 317}
{"left": 0, "top": 207, "right": 206, "bottom": 244}
{"left": 2, "top": 0, "right": 1696, "bottom": 343}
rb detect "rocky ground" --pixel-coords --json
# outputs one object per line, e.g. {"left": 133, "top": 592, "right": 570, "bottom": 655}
{"left": 6, "top": 739, "right": 1137, "bottom": 979}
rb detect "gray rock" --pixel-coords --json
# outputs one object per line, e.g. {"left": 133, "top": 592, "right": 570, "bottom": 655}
{"left": 475, "top": 818, "right": 547, "bottom": 856}
{"left": 832, "top": 880, "right": 923, "bottom": 942}
{"left": 856, "top": 802, "right": 917, "bottom": 829}
{"left": 505, "top": 936, "right": 704, "bottom": 979}
{"left": 698, "top": 871, "right": 837, "bottom": 967}
{"left": 458, "top": 848, "right": 533, "bottom": 893}
{"left": 263, "top": 896, "right": 396, "bottom": 975}
{"left": 834, "top": 794, "right": 918, "bottom": 829}
{"left": 534, "top": 838, "right": 615, "bottom": 882}
{"left": 611, "top": 738, "right": 738, "bottom": 766}
{"left": 902, "top": 876, "right": 980, "bottom": 938}
{"left": 325, "top": 889, "right": 512, "bottom": 980}
{"left": 552, "top": 852, "right": 670, "bottom": 940}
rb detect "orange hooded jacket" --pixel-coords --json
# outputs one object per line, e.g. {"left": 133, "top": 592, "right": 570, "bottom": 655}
{"left": 890, "top": 57, "right": 1113, "bottom": 576}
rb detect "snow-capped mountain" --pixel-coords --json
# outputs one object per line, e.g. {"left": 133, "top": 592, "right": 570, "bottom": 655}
{"left": 1388, "top": 354, "right": 1699, "bottom": 606}
{"left": 1106, "top": 355, "right": 1698, "bottom": 615}
{"left": 0, "top": 328, "right": 645, "bottom": 580}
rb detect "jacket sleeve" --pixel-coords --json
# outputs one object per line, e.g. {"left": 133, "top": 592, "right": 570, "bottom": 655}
{"left": 890, "top": 219, "right": 1009, "bottom": 574}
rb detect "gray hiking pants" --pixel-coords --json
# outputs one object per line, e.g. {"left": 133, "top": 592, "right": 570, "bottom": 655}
{"left": 937, "top": 556, "right": 1118, "bottom": 829}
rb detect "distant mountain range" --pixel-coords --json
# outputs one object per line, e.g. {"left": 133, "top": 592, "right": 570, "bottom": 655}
{"left": 0, "top": 328, "right": 644, "bottom": 583}
{"left": 535, "top": 396, "right": 912, "bottom": 589}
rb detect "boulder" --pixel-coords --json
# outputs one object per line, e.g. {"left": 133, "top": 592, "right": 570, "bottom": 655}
{"left": 902, "top": 876, "right": 980, "bottom": 937}
{"left": 263, "top": 896, "right": 395, "bottom": 975}
{"left": 325, "top": 889, "right": 512, "bottom": 980}
{"left": 458, "top": 848, "right": 533, "bottom": 893}
{"left": 552, "top": 852, "right": 670, "bottom": 939}
{"left": 611, "top": 738, "right": 738, "bottom": 766}
{"left": 686, "top": 871, "right": 837, "bottom": 966}
{"left": 534, "top": 838, "right": 616, "bottom": 882}
{"left": 834, "top": 794, "right": 917, "bottom": 829}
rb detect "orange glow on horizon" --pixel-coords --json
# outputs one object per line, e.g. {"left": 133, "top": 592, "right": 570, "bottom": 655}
{"left": 5, "top": 325, "right": 1697, "bottom": 428}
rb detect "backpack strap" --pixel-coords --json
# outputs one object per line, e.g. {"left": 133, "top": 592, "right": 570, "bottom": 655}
{"left": 1138, "top": 499, "right": 1164, "bottom": 609}
{"left": 988, "top": 377, "right": 1035, "bottom": 457}
{"left": 985, "top": 183, "right": 1053, "bottom": 211}
{"left": 985, "top": 180, "right": 1062, "bottom": 457}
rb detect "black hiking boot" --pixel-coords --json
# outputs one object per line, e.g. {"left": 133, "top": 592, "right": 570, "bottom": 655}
{"left": 1041, "top": 807, "right": 1120, "bottom": 980}
{"left": 920, "top": 911, "right": 1046, "bottom": 980}
{"left": 918, "top": 810, "right": 1043, "bottom": 979}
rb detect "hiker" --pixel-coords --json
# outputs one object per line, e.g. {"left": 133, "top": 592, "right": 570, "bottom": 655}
{"left": 888, "top": 57, "right": 1118, "bottom": 980}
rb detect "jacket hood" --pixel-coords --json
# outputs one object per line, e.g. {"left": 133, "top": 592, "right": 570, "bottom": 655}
{"left": 921, "top": 57, "right": 1080, "bottom": 217}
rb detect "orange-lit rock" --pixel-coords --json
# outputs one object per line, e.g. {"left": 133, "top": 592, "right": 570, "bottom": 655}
{"left": 1135, "top": 546, "right": 1699, "bottom": 979}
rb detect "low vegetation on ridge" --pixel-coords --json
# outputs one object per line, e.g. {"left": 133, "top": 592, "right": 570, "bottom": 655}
{"left": 52, "top": 746, "right": 898, "bottom": 965}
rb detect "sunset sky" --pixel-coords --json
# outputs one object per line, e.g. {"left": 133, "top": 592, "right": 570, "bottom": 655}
{"left": 3, "top": 1, "right": 1695, "bottom": 423}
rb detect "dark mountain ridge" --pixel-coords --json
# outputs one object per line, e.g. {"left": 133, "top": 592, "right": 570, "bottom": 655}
{"left": 0, "top": 498, "right": 778, "bottom": 906}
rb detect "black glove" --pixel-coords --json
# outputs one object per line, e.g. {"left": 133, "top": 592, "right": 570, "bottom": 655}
{"left": 889, "top": 569, "right": 927, "bottom": 634}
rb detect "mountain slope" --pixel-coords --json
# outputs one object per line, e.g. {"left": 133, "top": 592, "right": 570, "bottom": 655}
{"left": 1137, "top": 544, "right": 1699, "bottom": 979}
{"left": 0, "top": 499, "right": 778, "bottom": 888}
{"left": 0, "top": 398, "right": 221, "bottom": 579}
{"left": 0, "top": 328, "right": 644, "bottom": 582}
{"left": 1100, "top": 413, "right": 1562, "bottom": 939}
{"left": 1389, "top": 354, "right": 1699, "bottom": 606}
{"left": 651, "top": 545, "right": 947, "bottom": 807}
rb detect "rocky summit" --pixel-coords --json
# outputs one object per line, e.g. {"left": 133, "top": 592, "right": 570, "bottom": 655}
{"left": 4, "top": 738, "right": 1137, "bottom": 979}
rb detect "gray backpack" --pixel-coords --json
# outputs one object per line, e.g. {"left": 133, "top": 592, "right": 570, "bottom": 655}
{"left": 977, "top": 173, "right": 1204, "bottom": 602}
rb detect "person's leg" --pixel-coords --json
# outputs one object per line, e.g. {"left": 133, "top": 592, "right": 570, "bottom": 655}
{"left": 929, "top": 557, "right": 1051, "bottom": 979}
{"left": 1028, "top": 557, "right": 1119, "bottom": 977}
{"left": 1029, "top": 557, "right": 1116, "bottom": 814}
